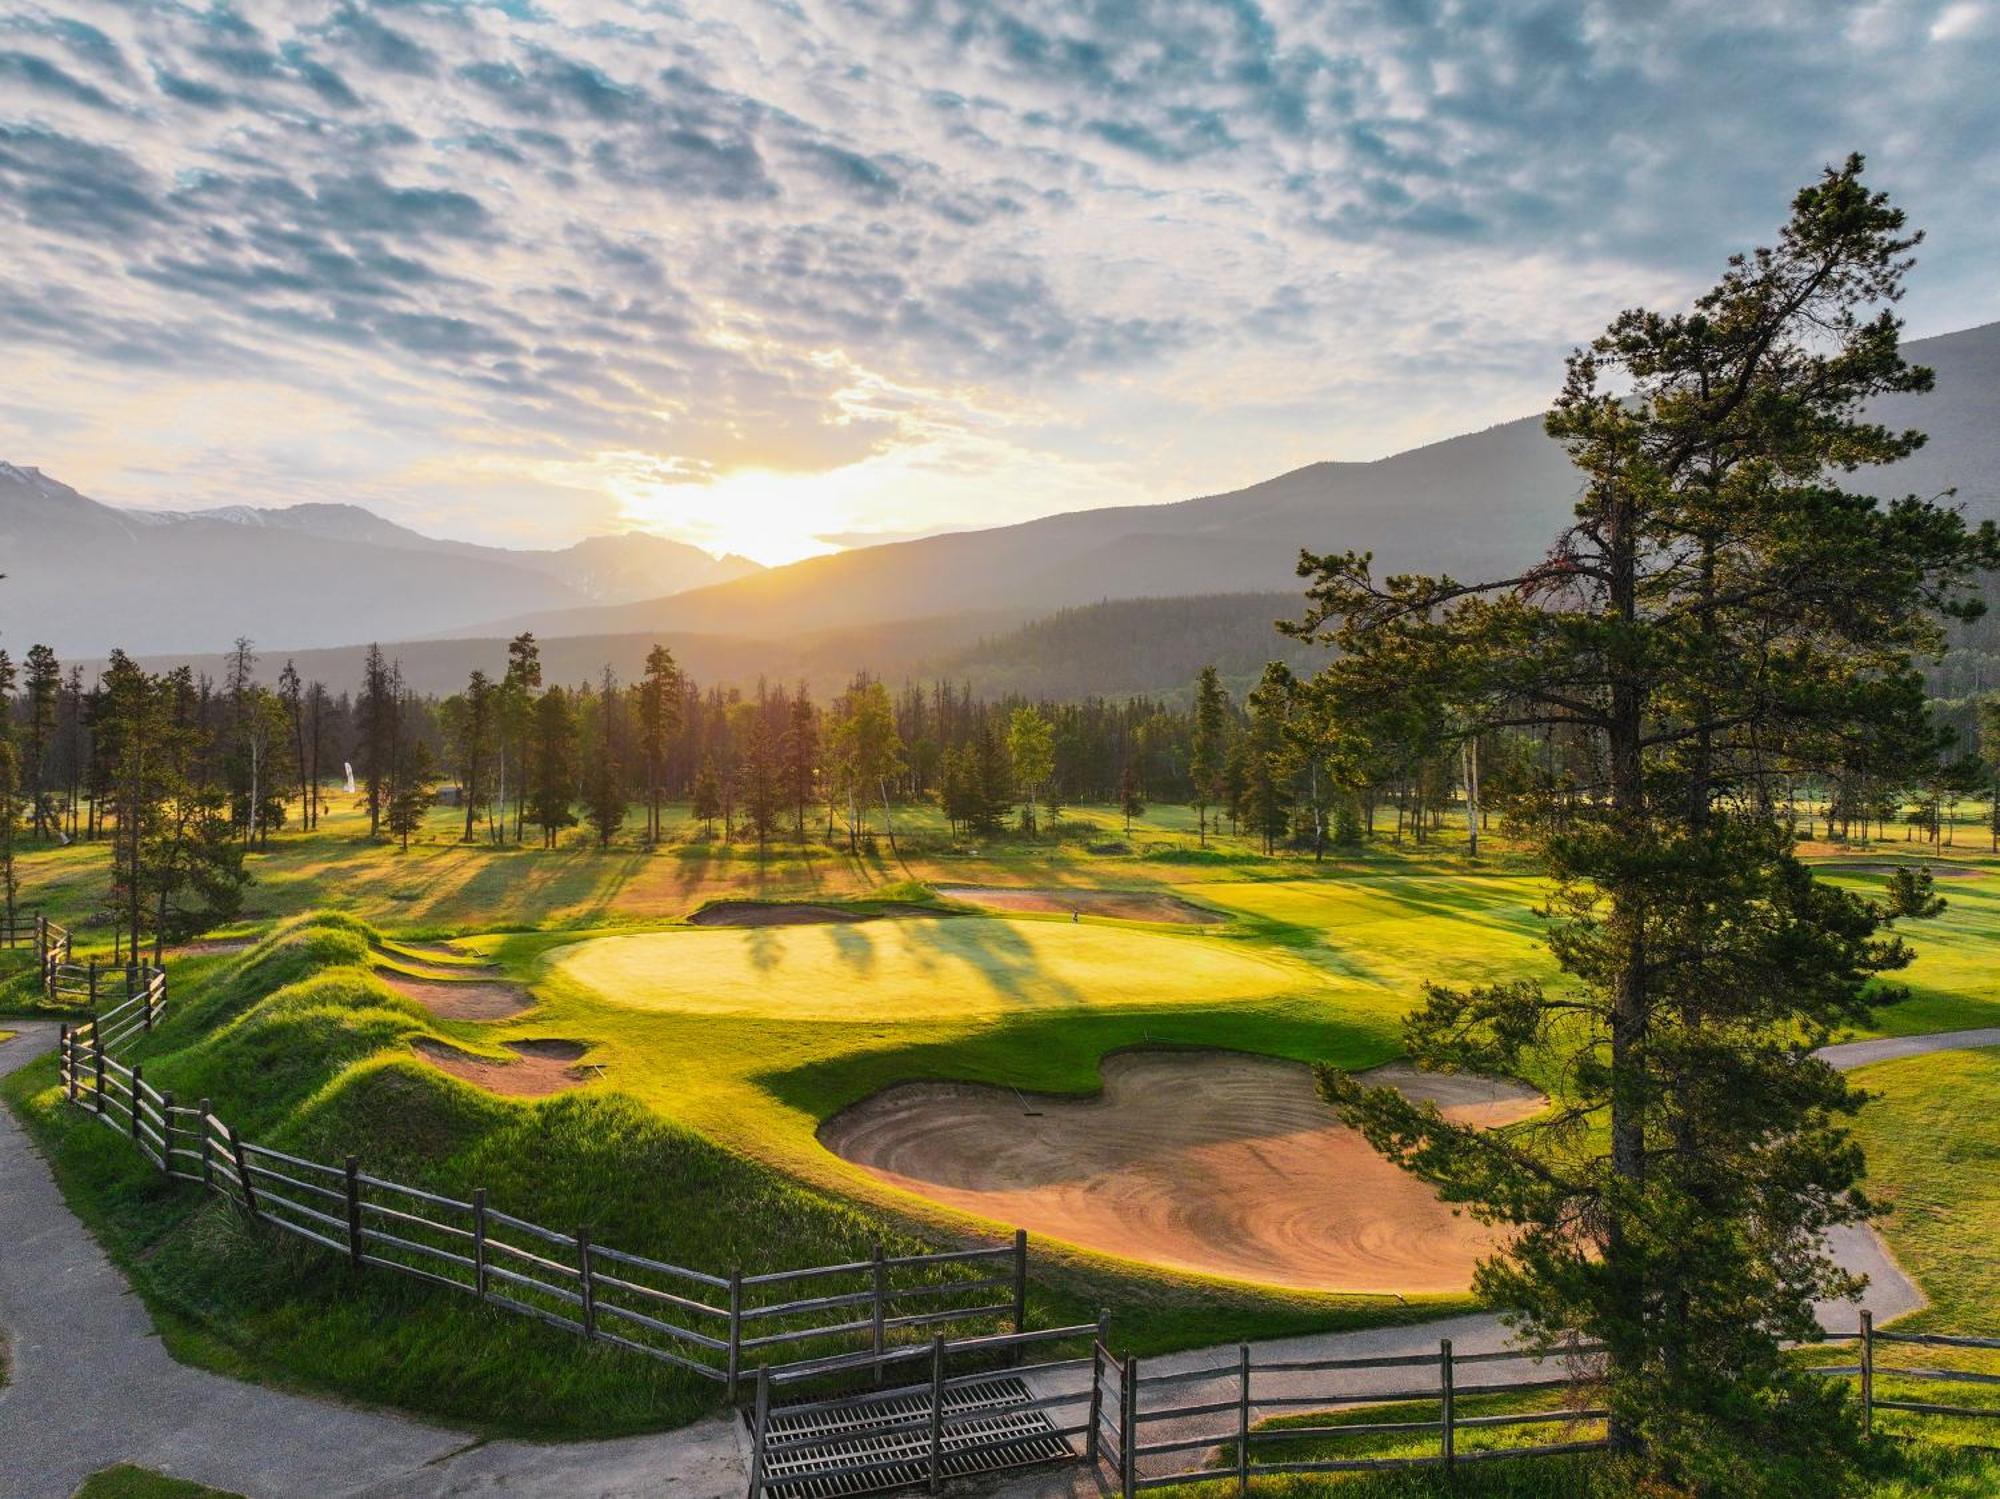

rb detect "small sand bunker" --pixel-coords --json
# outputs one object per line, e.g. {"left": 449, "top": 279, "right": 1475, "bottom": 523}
{"left": 412, "top": 1038, "right": 594, "bottom": 1096}
{"left": 691, "top": 901, "right": 872, "bottom": 927}
{"left": 381, "top": 971, "right": 532, "bottom": 1020}
{"left": 940, "top": 885, "right": 1224, "bottom": 925}
{"left": 821, "top": 1052, "right": 1542, "bottom": 1295}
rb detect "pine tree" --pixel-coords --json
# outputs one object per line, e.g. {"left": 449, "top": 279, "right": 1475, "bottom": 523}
{"left": 501, "top": 632, "right": 542, "bottom": 844}
{"left": 783, "top": 685, "right": 818, "bottom": 842}
{"left": 691, "top": 754, "right": 722, "bottom": 836}
{"left": 737, "top": 709, "right": 780, "bottom": 853}
{"left": 22, "top": 643, "right": 59, "bottom": 840}
{"left": 966, "top": 720, "right": 1013, "bottom": 839}
{"left": 586, "top": 666, "right": 626, "bottom": 848}
{"left": 1295, "top": 158, "right": 1998, "bottom": 1488}
{"left": 637, "top": 644, "right": 682, "bottom": 844}
{"left": 527, "top": 685, "right": 578, "bottom": 849}
{"left": 1119, "top": 757, "right": 1146, "bottom": 833}
{"left": 1189, "top": 665, "right": 1229, "bottom": 846}
{"left": 385, "top": 737, "right": 439, "bottom": 852}
{"left": 355, "top": 644, "right": 396, "bottom": 840}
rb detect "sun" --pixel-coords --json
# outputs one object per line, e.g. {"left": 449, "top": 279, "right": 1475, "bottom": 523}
{"left": 612, "top": 468, "right": 847, "bottom": 567}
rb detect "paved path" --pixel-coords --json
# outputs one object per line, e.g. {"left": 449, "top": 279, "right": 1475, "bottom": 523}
{"left": 0, "top": 1023, "right": 749, "bottom": 1499}
{"left": 2, "top": 1022, "right": 1993, "bottom": 1498}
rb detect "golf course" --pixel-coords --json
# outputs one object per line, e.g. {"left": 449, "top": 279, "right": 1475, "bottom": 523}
{"left": 6, "top": 795, "right": 1999, "bottom": 1448}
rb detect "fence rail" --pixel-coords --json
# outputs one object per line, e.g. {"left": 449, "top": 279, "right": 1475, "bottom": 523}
{"left": 56, "top": 961, "right": 1035, "bottom": 1391}
{"left": 1802, "top": 1313, "right": 2000, "bottom": 1435}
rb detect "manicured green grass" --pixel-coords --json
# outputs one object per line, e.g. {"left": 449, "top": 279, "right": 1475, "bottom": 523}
{"left": 1146, "top": 1443, "right": 2000, "bottom": 1497}
{"left": 10, "top": 805, "right": 2000, "bottom": 1444}
{"left": 71, "top": 1467, "right": 244, "bottom": 1499}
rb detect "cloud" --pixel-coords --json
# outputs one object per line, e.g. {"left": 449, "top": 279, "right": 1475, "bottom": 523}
{"left": 0, "top": 0, "right": 1992, "bottom": 558}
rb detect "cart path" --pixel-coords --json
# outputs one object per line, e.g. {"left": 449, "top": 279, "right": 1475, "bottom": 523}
{"left": 2, "top": 1022, "right": 1993, "bottom": 1498}
{"left": 0, "top": 1022, "right": 749, "bottom": 1499}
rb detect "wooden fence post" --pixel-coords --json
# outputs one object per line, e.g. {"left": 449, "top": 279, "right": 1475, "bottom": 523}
{"left": 578, "top": 1228, "right": 597, "bottom": 1339}
{"left": 1122, "top": 1354, "right": 1139, "bottom": 1499}
{"left": 160, "top": 1090, "right": 175, "bottom": 1174}
{"left": 726, "top": 1268, "right": 744, "bottom": 1393}
{"left": 129, "top": 1064, "right": 144, "bottom": 1144}
{"left": 472, "top": 1188, "right": 488, "bottom": 1299}
{"left": 93, "top": 1028, "right": 106, "bottom": 1114}
{"left": 871, "top": 1241, "right": 887, "bottom": 1383}
{"left": 1085, "top": 1313, "right": 1106, "bottom": 1468}
{"left": 229, "top": 1126, "right": 259, "bottom": 1219}
{"left": 747, "top": 1365, "right": 771, "bottom": 1499}
{"left": 928, "top": 1335, "right": 946, "bottom": 1495}
{"left": 197, "top": 1098, "right": 213, "bottom": 1187}
{"left": 58, "top": 1023, "right": 71, "bottom": 1102}
{"left": 1011, "top": 1228, "right": 1029, "bottom": 1337}
{"left": 1861, "top": 1310, "right": 1874, "bottom": 1437}
{"left": 344, "top": 1154, "right": 363, "bottom": 1267}
{"left": 143, "top": 972, "right": 155, "bottom": 1031}
{"left": 87, "top": 955, "right": 98, "bottom": 1010}
{"left": 1440, "top": 1337, "right": 1455, "bottom": 1472}
{"left": 1237, "top": 1340, "right": 1251, "bottom": 1494}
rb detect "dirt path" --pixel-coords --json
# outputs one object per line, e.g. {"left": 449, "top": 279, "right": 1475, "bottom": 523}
{"left": 823, "top": 1053, "right": 1542, "bottom": 1293}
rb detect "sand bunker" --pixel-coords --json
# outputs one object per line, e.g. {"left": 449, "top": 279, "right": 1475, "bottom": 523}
{"left": 940, "top": 885, "right": 1225, "bottom": 924}
{"left": 821, "top": 1052, "right": 1542, "bottom": 1295}
{"left": 412, "top": 1038, "right": 592, "bottom": 1097}
{"left": 381, "top": 971, "right": 532, "bottom": 1020}
{"left": 1815, "top": 861, "right": 1981, "bottom": 879}
{"left": 691, "top": 901, "right": 872, "bottom": 927}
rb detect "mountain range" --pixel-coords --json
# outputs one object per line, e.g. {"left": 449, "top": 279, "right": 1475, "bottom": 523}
{"left": 0, "top": 467, "right": 761, "bottom": 654}
{"left": 7, "top": 320, "right": 1995, "bottom": 699}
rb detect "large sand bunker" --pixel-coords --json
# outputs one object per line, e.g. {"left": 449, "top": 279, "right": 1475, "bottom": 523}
{"left": 821, "top": 1052, "right": 1542, "bottom": 1294}
{"left": 940, "top": 885, "right": 1224, "bottom": 924}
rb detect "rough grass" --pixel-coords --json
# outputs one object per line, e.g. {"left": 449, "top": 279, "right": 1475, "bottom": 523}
{"left": 71, "top": 1468, "right": 244, "bottom": 1499}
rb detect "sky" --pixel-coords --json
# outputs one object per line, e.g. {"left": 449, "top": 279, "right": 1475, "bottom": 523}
{"left": 1, "top": 2, "right": 1996, "bottom": 567}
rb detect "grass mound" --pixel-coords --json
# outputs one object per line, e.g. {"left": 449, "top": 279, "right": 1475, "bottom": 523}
{"left": 1, "top": 915, "right": 957, "bottom": 1436}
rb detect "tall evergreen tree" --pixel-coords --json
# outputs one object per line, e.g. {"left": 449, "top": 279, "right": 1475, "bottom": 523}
{"left": 22, "top": 644, "right": 59, "bottom": 840}
{"left": 783, "top": 684, "right": 818, "bottom": 842}
{"left": 355, "top": 644, "right": 397, "bottom": 840}
{"left": 501, "top": 632, "right": 542, "bottom": 844}
{"left": 1295, "top": 159, "right": 1997, "bottom": 1490}
{"left": 585, "top": 666, "right": 626, "bottom": 848}
{"left": 636, "top": 644, "right": 682, "bottom": 844}
{"left": 1189, "top": 665, "right": 1229, "bottom": 846}
{"left": 527, "top": 685, "right": 577, "bottom": 849}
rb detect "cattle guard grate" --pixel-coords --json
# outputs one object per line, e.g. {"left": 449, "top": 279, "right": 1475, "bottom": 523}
{"left": 762, "top": 1374, "right": 1073, "bottom": 1498}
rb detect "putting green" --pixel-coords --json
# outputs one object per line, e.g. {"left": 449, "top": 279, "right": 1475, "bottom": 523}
{"left": 551, "top": 916, "right": 1314, "bottom": 1021}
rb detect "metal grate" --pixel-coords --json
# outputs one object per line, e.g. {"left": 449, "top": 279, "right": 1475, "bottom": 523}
{"left": 762, "top": 1375, "right": 1074, "bottom": 1498}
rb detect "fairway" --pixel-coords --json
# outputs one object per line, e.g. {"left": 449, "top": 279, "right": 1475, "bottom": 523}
{"left": 551, "top": 915, "right": 1312, "bottom": 1021}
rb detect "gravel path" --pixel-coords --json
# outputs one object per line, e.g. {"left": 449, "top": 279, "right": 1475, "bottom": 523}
{"left": 3, "top": 1021, "right": 1992, "bottom": 1497}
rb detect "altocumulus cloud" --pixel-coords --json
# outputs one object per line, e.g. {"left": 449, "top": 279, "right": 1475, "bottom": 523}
{"left": 0, "top": 0, "right": 1994, "bottom": 549}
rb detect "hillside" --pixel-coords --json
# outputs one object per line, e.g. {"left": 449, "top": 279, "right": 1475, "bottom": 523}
{"left": 0, "top": 469, "right": 760, "bottom": 654}
{"left": 462, "top": 321, "right": 2000, "bottom": 643}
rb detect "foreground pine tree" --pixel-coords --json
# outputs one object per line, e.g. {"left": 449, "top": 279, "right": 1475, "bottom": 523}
{"left": 1288, "top": 157, "right": 1999, "bottom": 1494}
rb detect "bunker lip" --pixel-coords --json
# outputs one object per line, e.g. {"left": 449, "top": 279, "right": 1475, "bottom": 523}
{"left": 380, "top": 971, "right": 532, "bottom": 1020}
{"left": 411, "top": 1037, "right": 591, "bottom": 1096}
{"left": 818, "top": 1050, "right": 1542, "bottom": 1296}
{"left": 936, "top": 884, "right": 1226, "bottom": 924}
{"left": 687, "top": 899, "right": 952, "bottom": 927}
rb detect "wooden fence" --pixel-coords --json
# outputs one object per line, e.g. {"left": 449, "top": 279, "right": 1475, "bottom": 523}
{"left": 36, "top": 914, "right": 71, "bottom": 990}
{"left": 57, "top": 970, "right": 1035, "bottom": 1390}
{"left": 1089, "top": 1336, "right": 1609, "bottom": 1492}
{"left": 1807, "top": 1311, "right": 2000, "bottom": 1435}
